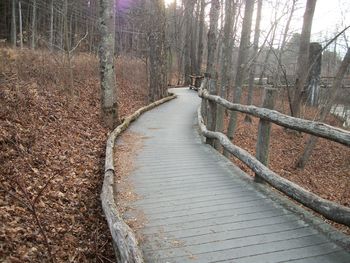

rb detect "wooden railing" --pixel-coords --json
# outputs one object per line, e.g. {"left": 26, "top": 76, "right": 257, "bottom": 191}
{"left": 101, "top": 93, "right": 177, "bottom": 263}
{"left": 197, "top": 78, "right": 350, "bottom": 226}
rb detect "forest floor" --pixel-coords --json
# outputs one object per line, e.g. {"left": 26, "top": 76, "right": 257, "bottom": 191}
{"left": 225, "top": 88, "right": 350, "bottom": 234}
{"left": 1, "top": 47, "right": 349, "bottom": 262}
{"left": 0, "top": 48, "right": 148, "bottom": 262}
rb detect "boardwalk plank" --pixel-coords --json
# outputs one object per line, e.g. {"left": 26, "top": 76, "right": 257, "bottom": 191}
{"left": 121, "top": 88, "right": 350, "bottom": 263}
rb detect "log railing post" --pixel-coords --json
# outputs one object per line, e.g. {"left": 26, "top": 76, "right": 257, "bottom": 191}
{"left": 200, "top": 73, "right": 210, "bottom": 125}
{"left": 255, "top": 86, "right": 276, "bottom": 183}
{"left": 206, "top": 75, "right": 218, "bottom": 145}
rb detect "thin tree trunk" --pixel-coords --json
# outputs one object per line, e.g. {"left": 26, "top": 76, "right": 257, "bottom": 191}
{"left": 196, "top": 0, "right": 205, "bottom": 75}
{"left": 63, "top": 0, "right": 74, "bottom": 97}
{"left": 245, "top": 0, "right": 263, "bottom": 123}
{"left": 226, "top": 0, "right": 254, "bottom": 147}
{"left": 296, "top": 48, "right": 350, "bottom": 168}
{"left": 11, "top": 0, "right": 17, "bottom": 47}
{"left": 184, "top": 0, "right": 195, "bottom": 85}
{"left": 18, "top": 0, "right": 23, "bottom": 49}
{"left": 31, "top": 0, "right": 36, "bottom": 49}
{"left": 206, "top": 0, "right": 220, "bottom": 76}
{"left": 291, "top": 0, "right": 317, "bottom": 117}
{"left": 192, "top": 1, "right": 200, "bottom": 75}
{"left": 258, "top": 22, "right": 277, "bottom": 84}
{"left": 99, "top": 0, "right": 119, "bottom": 128}
{"left": 278, "top": 0, "right": 296, "bottom": 65}
{"left": 215, "top": 0, "right": 236, "bottom": 150}
{"left": 49, "top": 0, "right": 54, "bottom": 51}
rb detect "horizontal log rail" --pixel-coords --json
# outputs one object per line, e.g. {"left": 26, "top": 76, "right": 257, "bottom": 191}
{"left": 102, "top": 93, "right": 177, "bottom": 263}
{"left": 197, "top": 107, "right": 350, "bottom": 226}
{"left": 198, "top": 88, "right": 350, "bottom": 146}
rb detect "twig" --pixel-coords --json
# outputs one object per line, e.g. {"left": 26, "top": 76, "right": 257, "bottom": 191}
{"left": 70, "top": 32, "right": 89, "bottom": 57}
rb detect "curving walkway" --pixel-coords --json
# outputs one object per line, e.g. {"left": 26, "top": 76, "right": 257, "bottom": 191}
{"left": 123, "top": 88, "right": 350, "bottom": 263}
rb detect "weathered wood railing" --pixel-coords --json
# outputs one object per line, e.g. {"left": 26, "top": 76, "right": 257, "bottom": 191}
{"left": 102, "top": 93, "right": 177, "bottom": 263}
{"left": 197, "top": 78, "right": 350, "bottom": 226}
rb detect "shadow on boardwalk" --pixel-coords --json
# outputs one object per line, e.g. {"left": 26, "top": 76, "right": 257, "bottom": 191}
{"left": 121, "top": 88, "right": 350, "bottom": 263}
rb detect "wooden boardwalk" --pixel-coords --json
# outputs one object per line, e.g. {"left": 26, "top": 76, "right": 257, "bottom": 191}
{"left": 123, "top": 88, "right": 350, "bottom": 263}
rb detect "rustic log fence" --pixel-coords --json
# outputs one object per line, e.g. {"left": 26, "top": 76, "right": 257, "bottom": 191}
{"left": 101, "top": 93, "right": 177, "bottom": 263}
{"left": 197, "top": 78, "right": 350, "bottom": 226}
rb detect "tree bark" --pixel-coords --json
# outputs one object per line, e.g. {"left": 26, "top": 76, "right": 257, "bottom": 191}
{"left": 31, "top": 0, "right": 36, "bottom": 49}
{"left": 245, "top": 0, "right": 262, "bottom": 123}
{"left": 148, "top": 0, "right": 167, "bottom": 102}
{"left": 291, "top": 0, "right": 317, "bottom": 117}
{"left": 196, "top": 0, "right": 205, "bottom": 75}
{"left": 49, "top": 0, "right": 54, "bottom": 51}
{"left": 215, "top": 0, "right": 236, "bottom": 150}
{"left": 184, "top": 0, "right": 195, "bottom": 85}
{"left": 226, "top": 0, "right": 254, "bottom": 153}
{"left": 99, "top": 0, "right": 119, "bottom": 128}
{"left": 11, "top": 0, "right": 17, "bottom": 48}
{"left": 18, "top": 0, "right": 23, "bottom": 49}
{"left": 206, "top": 0, "right": 220, "bottom": 76}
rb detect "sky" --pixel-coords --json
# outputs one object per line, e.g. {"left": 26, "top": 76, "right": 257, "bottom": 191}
{"left": 312, "top": 0, "right": 349, "bottom": 36}
{"left": 256, "top": 0, "right": 349, "bottom": 55}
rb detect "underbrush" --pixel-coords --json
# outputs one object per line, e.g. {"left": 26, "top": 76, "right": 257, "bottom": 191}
{"left": 0, "top": 48, "right": 148, "bottom": 262}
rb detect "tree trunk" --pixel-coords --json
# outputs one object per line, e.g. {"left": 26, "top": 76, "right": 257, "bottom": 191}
{"left": 226, "top": 0, "right": 254, "bottom": 148}
{"left": 148, "top": 0, "right": 167, "bottom": 102}
{"left": 215, "top": 0, "right": 236, "bottom": 150}
{"left": 49, "top": 0, "right": 54, "bottom": 51}
{"left": 291, "top": 0, "right": 317, "bottom": 117}
{"left": 11, "top": 0, "right": 17, "bottom": 48}
{"left": 18, "top": 0, "right": 23, "bottom": 49}
{"left": 98, "top": 0, "right": 119, "bottom": 128}
{"left": 191, "top": 1, "right": 200, "bottom": 75}
{"left": 245, "top": 0, "right": 262, "bottom": 123}
{"left": 31, "top": 0, "right": 37, "bottom": 50}
{"left": 296, "top": 48, "right": 350, "bottom": 168}
{"left": 206, "top": 0, "right": 220, "bottom": 76}
{"left": 196, "top": 0, "right": 205, "bottom": 75}
{"left": 184, "top": 0, "right": 195, "bottom": 85}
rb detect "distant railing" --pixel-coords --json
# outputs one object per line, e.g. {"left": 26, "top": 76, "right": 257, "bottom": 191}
{"left": 197, "top": 77, "right": 350, "bottom": 226}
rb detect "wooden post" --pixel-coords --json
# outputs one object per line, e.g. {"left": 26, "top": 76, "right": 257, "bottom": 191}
{"left": 255, "top": 87, "right": 276, "bottom": 183}
{"left": 200, "top": 73, "right": 210, "bottom": 124}
{"left": 206, "top": 76, "right": 217, "bottom": 145}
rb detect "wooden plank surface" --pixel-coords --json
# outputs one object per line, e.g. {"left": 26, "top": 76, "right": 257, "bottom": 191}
{"left": 121, "top": 88, "right": 350, "bottom": 263}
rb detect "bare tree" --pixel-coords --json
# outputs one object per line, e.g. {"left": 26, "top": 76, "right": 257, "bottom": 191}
{"left": 215, "top": 0, "right": 236, "bottom": 149}
{"left": 11, "top": 0, "right": 16, "bottom": 47}
{"left": 49, "top": 0, "right": 54, "bottom": 51}
{"left": 226, "top": 0, "right": 254, "bottom": 145}
{"left": 206, "top": 0, "right": 220, "bottom": 76}
{"left": 99, "top": 0, "right": 119, "bottom": 128}
{"left": 184, "top": 0, "right": 196, "bottom": 84}
{"left": 245, "top": 0, "right": 262, "bottom": 123}
{"left": 18, "top": 0, "right": 23, "bottom": 49}
{"left": 196, "top": 0, "right": 206, "bottom": 75}
{"left": 291, "top": 0, "right": 317, "bottom": 117}
{"left": 31, "top": 0, "right": 37, "bottom": 49}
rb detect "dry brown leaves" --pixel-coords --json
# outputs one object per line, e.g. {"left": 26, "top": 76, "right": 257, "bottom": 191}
{"left": 0, "top": 49, "right": 148, "bottom": 262}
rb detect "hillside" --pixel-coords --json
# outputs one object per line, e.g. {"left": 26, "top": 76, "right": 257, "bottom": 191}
{"left": 0, "top": 48, "right": 148, "bottom": 262}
